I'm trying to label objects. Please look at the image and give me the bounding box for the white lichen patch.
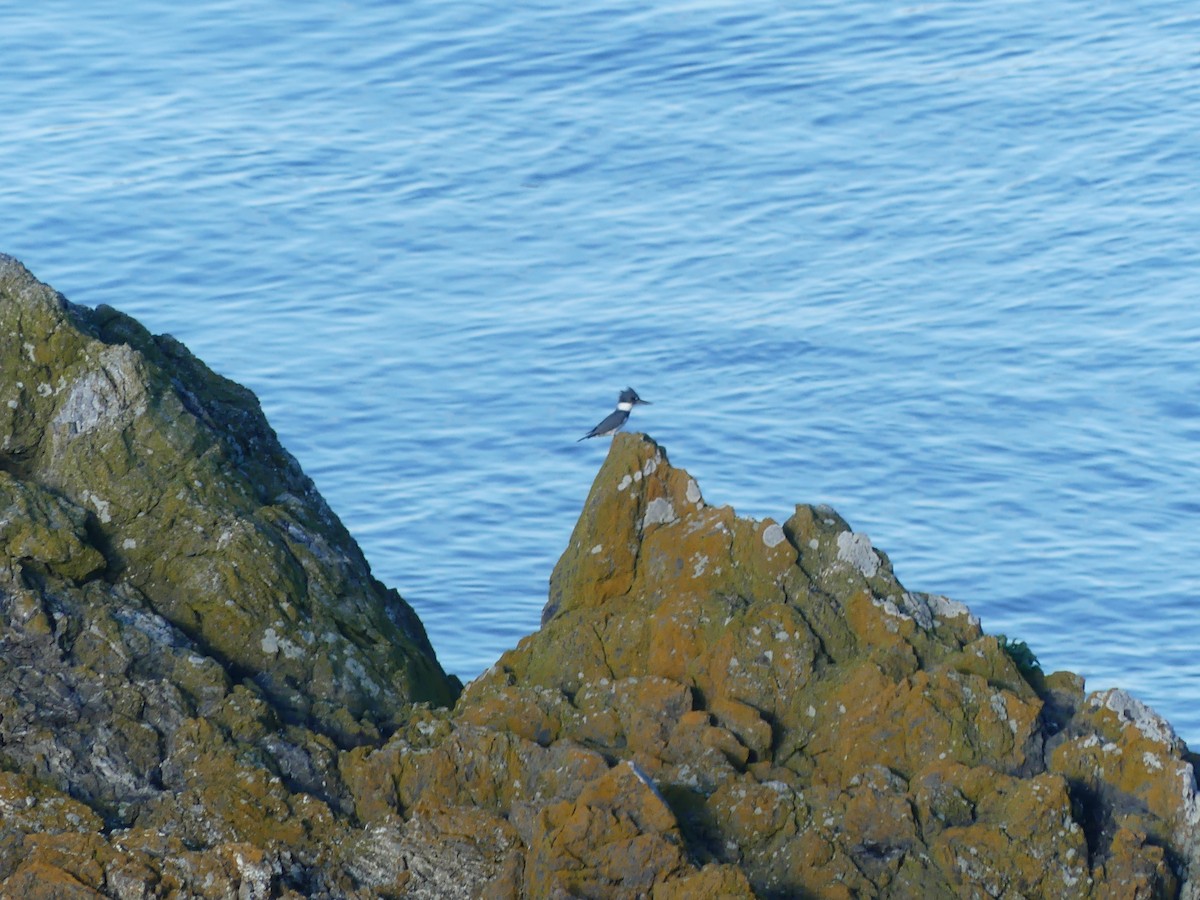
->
[871,595,911,632]
[642,456,659,477]
[692,554,709,577]
[617,474,633,492]
[345,656,375,694]
[590,544,603,555]
[233,851,274,899]
[686,478,703,505]
[52,345,147,437]
[836,530,879,578]
[642,497,677,528]
[881,591,977,633]
[925,593,979,627]
[261,626,304,660]
[1143,751,1164,771]
[121,538,136,550]
[1090,689,1180,748]
[81,491,112,524]
[116,607,181,648]
[762,522,787,548]
[1179,760,1200,829]
[989,693,1018,733]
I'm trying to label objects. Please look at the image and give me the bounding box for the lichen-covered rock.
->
[0,254,457,746]
[449,432,1200,898]
[4,255,1198,897]
[0,256,458,896]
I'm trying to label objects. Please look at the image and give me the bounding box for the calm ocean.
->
[4,1,1199,740]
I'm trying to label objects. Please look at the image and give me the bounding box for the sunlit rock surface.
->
[431,433,1200,898]
[2,255,1197,897]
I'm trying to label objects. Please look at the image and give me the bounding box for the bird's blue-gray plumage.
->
[578,387,650,441]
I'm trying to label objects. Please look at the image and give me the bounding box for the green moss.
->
[996,634,1043,682]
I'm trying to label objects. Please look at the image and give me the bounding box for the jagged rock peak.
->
[446,431,1200,897]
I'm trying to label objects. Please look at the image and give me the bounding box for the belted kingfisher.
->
[578,387,651,441]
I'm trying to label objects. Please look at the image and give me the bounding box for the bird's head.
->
[619,387,650,408]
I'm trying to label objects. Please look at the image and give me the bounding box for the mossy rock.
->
[1,254,458,745]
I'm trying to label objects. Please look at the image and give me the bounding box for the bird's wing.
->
[578,409,622,440]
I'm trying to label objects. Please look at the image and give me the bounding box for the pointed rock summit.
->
[449,432,1200,897]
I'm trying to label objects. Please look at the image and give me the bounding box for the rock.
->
[0,256,458,896]
[523,761,689,896]
[3,255,1198,897]
[450,432,1200,898]
[0,254,458,747]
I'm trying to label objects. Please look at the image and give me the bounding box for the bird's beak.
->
[637,399,651,405]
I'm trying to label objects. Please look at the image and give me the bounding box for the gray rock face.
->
[0,254,458,750]
[0,255,463,896]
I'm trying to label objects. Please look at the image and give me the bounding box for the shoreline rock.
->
[1,255,1197,897]
[1,255,459,746]
[440,431,1200,897]
[0,255,458,895]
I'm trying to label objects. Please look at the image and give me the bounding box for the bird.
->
[578,387,651,441]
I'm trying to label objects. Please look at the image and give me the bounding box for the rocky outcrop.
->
[0,256,458,896]
[0,256,457,738]
[357,432,1198,898]
[2,255,1198,897]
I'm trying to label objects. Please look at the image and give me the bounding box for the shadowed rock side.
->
[0,256,457,741]
[343,433,1199,899]
[0,257,460,895]
[3,256,1199,898]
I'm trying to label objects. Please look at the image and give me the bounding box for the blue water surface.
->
[4,1,1200,740]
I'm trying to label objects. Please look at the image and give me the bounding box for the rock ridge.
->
[1,254,457,745]
[0,255,463,895]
